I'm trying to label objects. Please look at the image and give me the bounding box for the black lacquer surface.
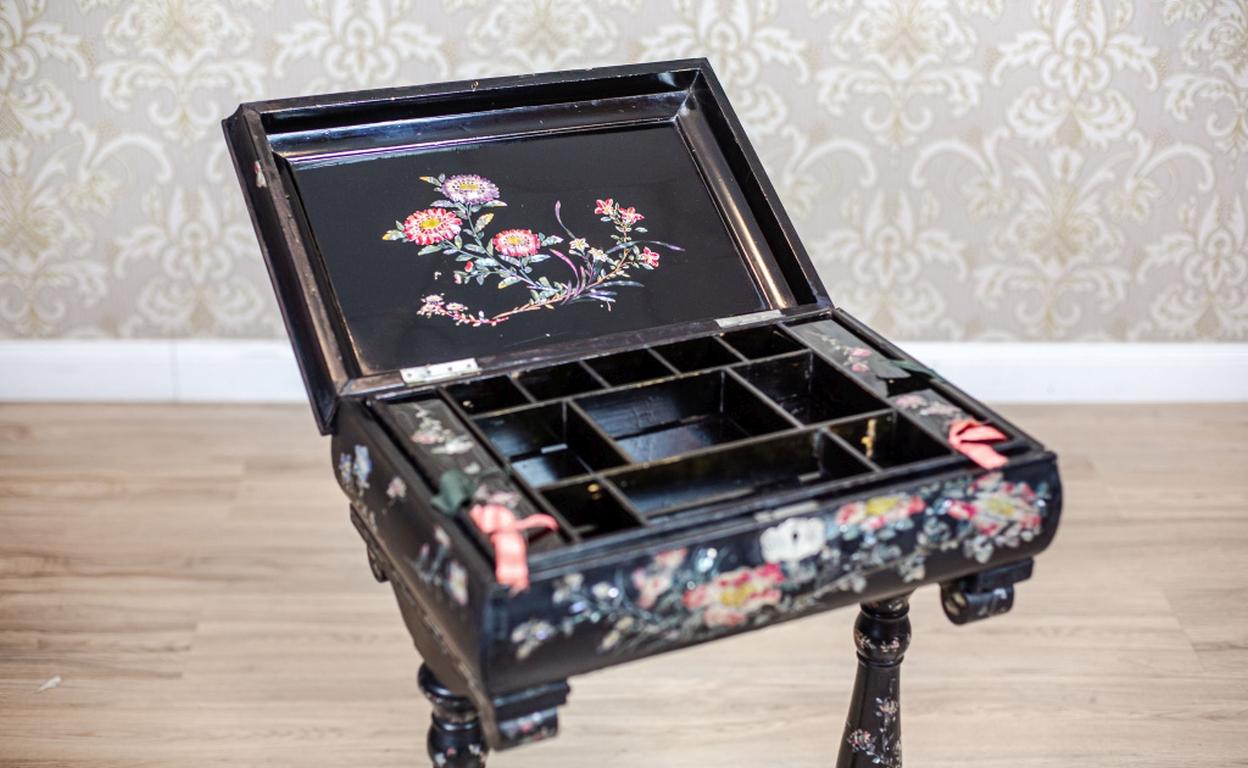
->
[290,126,767,373]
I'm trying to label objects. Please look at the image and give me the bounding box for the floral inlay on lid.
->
[383,174,681,327]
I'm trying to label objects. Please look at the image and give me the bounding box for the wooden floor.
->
[1,403,1246,767]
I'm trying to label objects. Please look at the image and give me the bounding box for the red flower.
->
[492,228,541,258]
[638,247,660,268]
[618,206,644,225]
[464,261,474,271]
[402,208,462,245]
[594,198,614,215]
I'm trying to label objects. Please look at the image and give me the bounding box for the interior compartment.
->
[541,480,644,539]
[516,362,603,401]
[610,429,874,516]
[654,337,742,372]
[444,376,530,414]
[475,402,626,486]
[720,326,804,359]
[825,412,951,468]
[587,349,675,386]
[737,352,889,424]
[577,371,794,463]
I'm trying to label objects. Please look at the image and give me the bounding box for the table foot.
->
[420,664,488,768]
[836,594,910,768]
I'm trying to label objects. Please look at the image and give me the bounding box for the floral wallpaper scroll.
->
[2,0,1245,341]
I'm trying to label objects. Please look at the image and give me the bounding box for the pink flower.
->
[618,206,644,225]
[464,261,474,271]
[851,362,870,372]
[439,174,499,205]
[653,548,687,570]
[594,198,614,215]
[849,347,872,358]
[836,495,926,530]
[946,500,976,521]
[402,208,462,245]
[681,564,785,628]
[639,247,660,268]
[632,569,673,610]
[492,228,541,258]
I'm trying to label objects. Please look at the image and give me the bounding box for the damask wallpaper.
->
[1,0,1245,341]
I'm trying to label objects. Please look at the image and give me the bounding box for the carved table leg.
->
[836,594,911,768]
[419,664,487,768]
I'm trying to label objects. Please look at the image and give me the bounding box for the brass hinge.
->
[400,358,480,386]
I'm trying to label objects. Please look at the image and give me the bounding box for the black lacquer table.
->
[224,60,1062,767]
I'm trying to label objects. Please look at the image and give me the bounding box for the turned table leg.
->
[836,594,911,768]
[419,664,488,768]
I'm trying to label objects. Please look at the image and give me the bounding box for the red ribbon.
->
[469,503,559,593]
[948,419,1008,470]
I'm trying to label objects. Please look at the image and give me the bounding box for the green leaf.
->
[543,234,563,245]
[498,276,521,289]
[382,230,404,241]
[418,244,441,255]
[454,235,463,249]
[430,200,455,208]
[483,200,507,207]
[431,469,477,515]
[420,176,440,186]
[475,212,494,230]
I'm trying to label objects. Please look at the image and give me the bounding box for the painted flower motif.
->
[589,248,609,263]
[760,518,826,564]
[352,445,372,491]
[633,565,675,610]
[681,563,784,628]
[594,198,614,215]
[835,495,926,532]
[568,237,588,252]
[439,174,499,205]
[618,206,644,225]
[398,208,462,245]
[847,729,876,752]
[969,486,1043,536]
[386,476,407,501]
[447,561,469,606]
[338,453,353,487]
[511,619,556,660]
[638,247,660,269]
[492,228,541,258]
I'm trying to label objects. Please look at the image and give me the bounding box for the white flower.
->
[761,518,826,564]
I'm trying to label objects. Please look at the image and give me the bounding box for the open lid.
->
[223,60,831,433]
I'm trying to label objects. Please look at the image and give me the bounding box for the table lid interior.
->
[225,60,830,433]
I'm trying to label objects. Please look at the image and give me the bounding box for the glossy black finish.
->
[838,596,910,768]
[223,61,1064,765]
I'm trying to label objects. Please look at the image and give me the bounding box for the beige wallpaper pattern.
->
[2,0,1246,341]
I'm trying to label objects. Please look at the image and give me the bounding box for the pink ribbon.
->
[469,503,559,593]
[948,419,1008,470]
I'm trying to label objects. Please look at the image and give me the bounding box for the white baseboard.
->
[0,340,1245,403]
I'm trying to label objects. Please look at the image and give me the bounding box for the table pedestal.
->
[836,594,911,768]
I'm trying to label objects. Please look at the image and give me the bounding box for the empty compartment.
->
[542,481,644,539]
[720,326,803,359]
[825,412,951,468]
[444,376,530,414]
[474,402,625,486]
[654,337,742,372]
[611,430,874,516]
[587,349,674,385]
[516,362,603,401]
[578,371,793,462]
[738,352,889,424]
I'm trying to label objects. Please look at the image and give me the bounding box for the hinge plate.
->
[400,358,481,386]
[716,309,783,329]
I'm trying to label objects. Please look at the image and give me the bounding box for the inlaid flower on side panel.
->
[639,0,808,137]
[274,0,449,90]
[992,0,1159,147]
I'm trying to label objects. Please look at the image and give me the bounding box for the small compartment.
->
[516,362,603,401]
[738,353,889,424]
[788,318,919,396]
[587,349,675,386]
[578,371,793,463]
[444,376,530,414]
[825,412,951,468]
[720,326,803,359]
[542,481,644,539]
[611,430,873,516]
[475,403,626,486]
[654,337,742,372]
